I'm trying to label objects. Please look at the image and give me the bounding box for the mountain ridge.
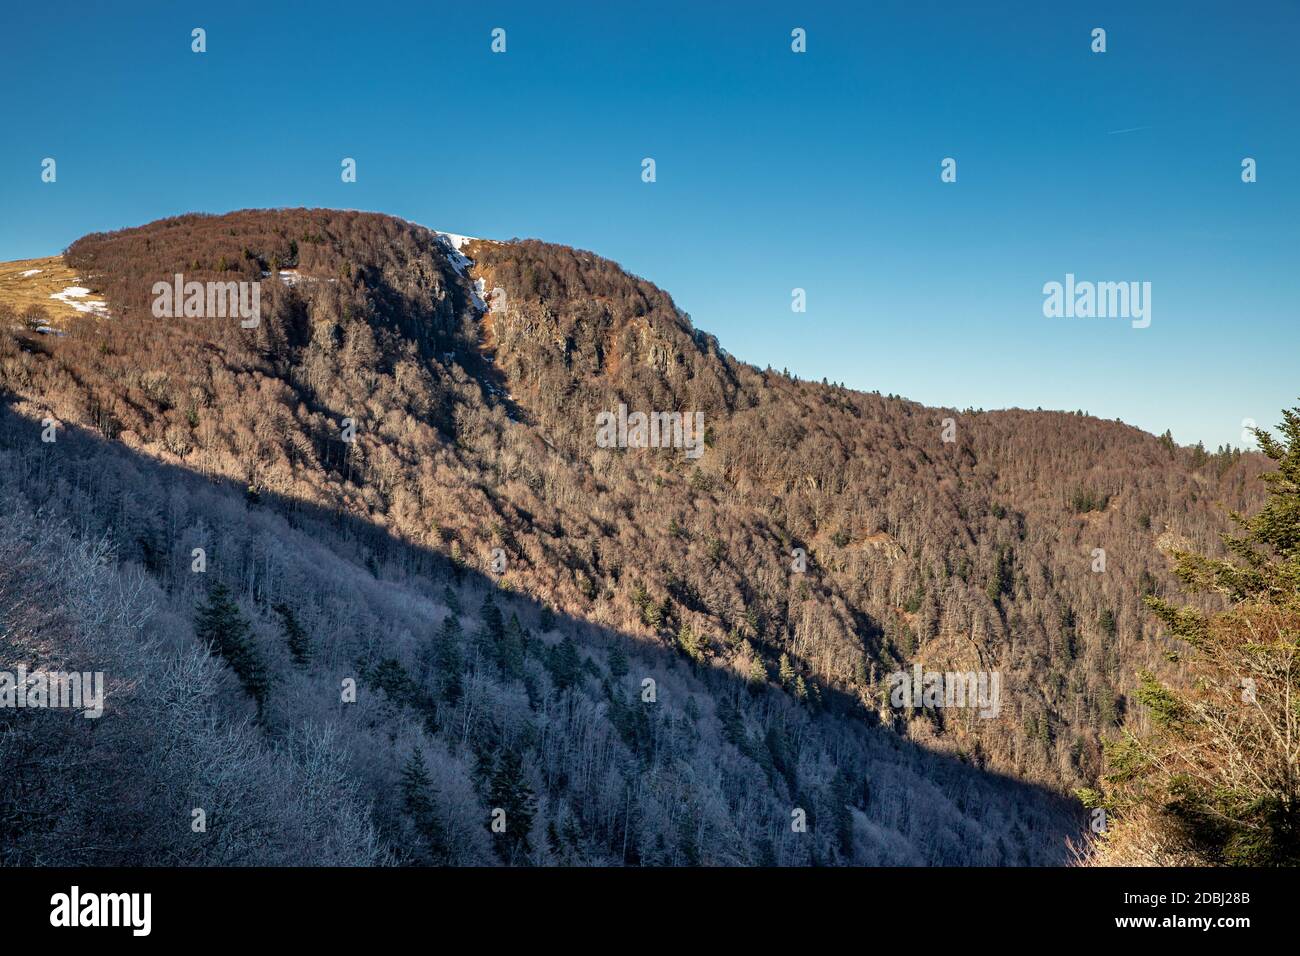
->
[0,207,1271,865]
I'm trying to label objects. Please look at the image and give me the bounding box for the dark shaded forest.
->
[0,397,1075,865]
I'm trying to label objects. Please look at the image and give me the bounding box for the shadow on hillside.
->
[0,390,1086,865]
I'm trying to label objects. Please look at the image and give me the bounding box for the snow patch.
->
[439,233,477,251]
[49,286,110,316]
[405,220,504,311]
[260,269,334,287]
[409,222,498,274]
[19,269,42,277]
[432,233,475,277]
[471,277,488,311]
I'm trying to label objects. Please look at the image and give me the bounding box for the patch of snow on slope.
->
[432,233,475,277]
[49,286,110,316]
[260,269,335,287]
[439,233,476,251]
[19,269,42,277]
[405,221,504,311]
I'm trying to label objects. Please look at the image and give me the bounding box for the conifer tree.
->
[1085,405,1300,866]
[546,820,565,861]
[195,582,269,719]
[488,749,536,864]
[479,594,505,654]
[272,602,311,666]
[436,614,464,705]
[545,637,583,692]
[369,657,422,711]
[676,622,708,663]
[608,642,629,680]
[1098,608,1117,639]
[778,653,796,686]
[499,613,526,681]
[401,749,447,864]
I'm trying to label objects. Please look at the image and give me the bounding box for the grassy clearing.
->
[0,255,106,326]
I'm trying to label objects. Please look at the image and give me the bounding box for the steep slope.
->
[453,232,1268,791]
[0,352,1072,867]
[0,208,1269,865]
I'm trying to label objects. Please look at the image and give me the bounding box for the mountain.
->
[0,208,1266,865]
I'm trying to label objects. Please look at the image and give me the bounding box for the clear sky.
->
[2,0,1296,448]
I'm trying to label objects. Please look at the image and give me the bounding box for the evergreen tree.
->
[778,653,796,686]
[479,594,505,656]
[436,614,464,706]
[1098,608,1117,639]
[607,642,629,680]
[272,602,311,666]
[546,820,565,861]
[194,582,269,719]
[401,749,447,864]
[1060,605,1079,659]
[986,544,1014,602]
[369,657,422,711]
[1086,405,1300,866]
[499,613,526,681]
[488,749,536,864]
[676,622,708,663]
[545,637,583,692]
[765,725,797,796]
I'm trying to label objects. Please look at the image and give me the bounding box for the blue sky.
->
[3,0,1296,448]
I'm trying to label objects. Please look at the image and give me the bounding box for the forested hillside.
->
[0,208,1268,865]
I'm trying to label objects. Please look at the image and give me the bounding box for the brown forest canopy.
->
[0,208,1272,865]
